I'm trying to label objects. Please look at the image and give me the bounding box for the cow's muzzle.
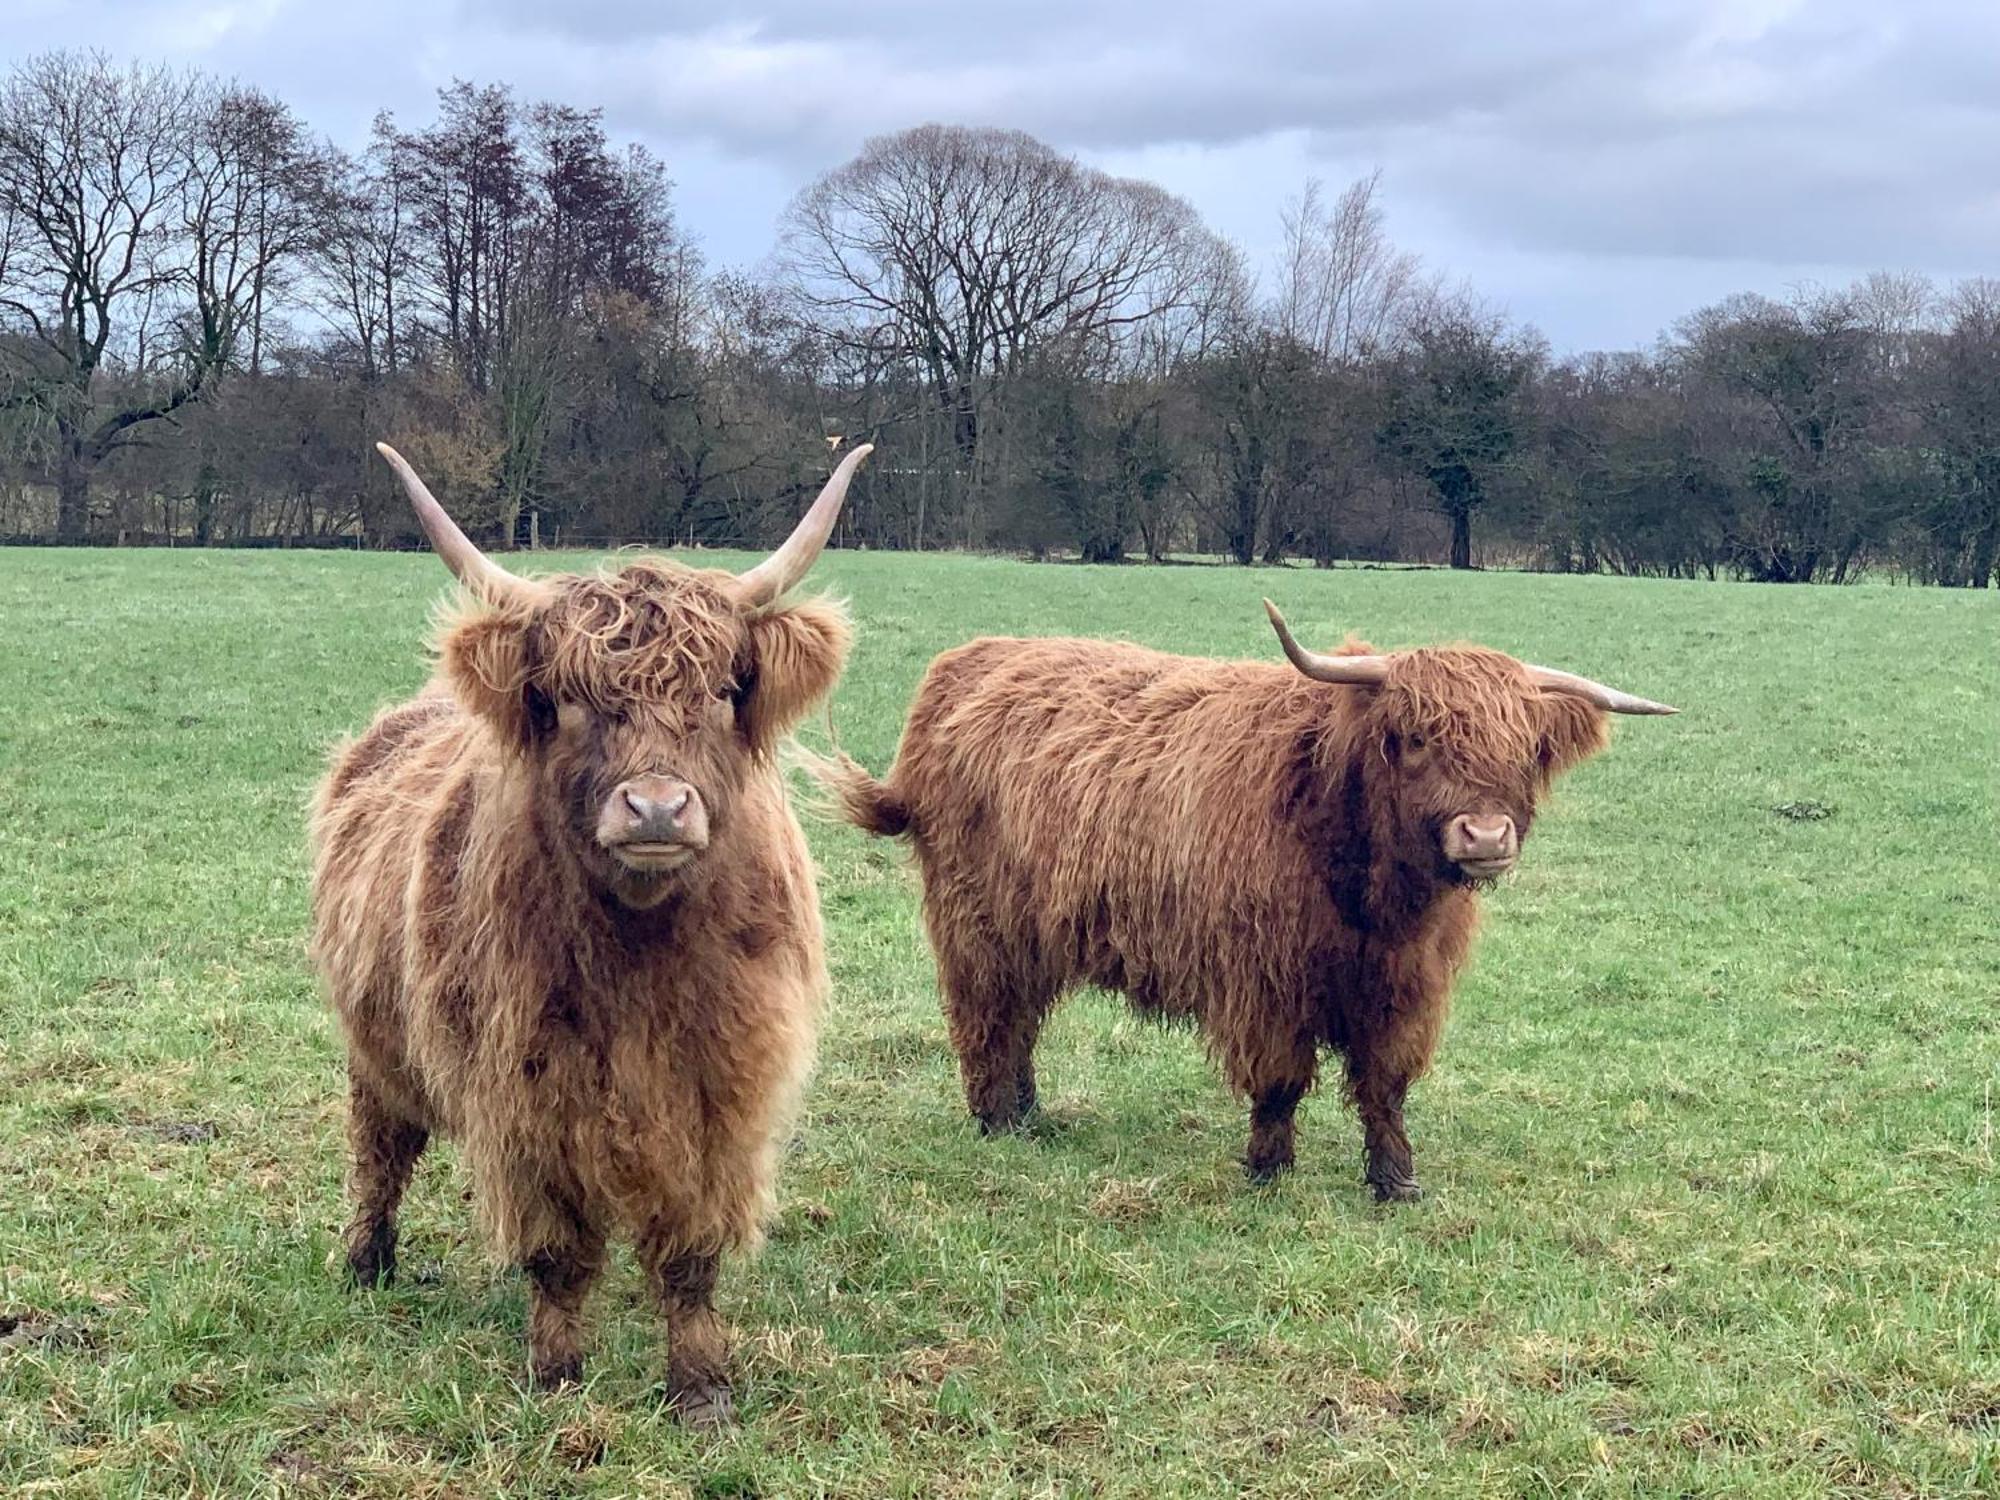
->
[1443,813,1518,878]
[599,775,709,871]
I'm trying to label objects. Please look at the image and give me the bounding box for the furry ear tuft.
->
[440,610,537,744]
[1538,693,1610,784]
[738,598,853,756]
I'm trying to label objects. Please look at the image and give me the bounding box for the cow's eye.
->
[525,685,559,738]
[1407,733,1427,751]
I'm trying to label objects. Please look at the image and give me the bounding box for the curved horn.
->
[736,443,874,609]
[1263,599,1392,686]
[375,442,539,608]
[1522,664,1677,716]
[1265,599,1675,714]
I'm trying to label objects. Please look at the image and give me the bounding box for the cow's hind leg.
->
[343,1073,429,1288]
[639,1237,733,1427]
[524,1225,607,1390]
[937,936,1055,1135]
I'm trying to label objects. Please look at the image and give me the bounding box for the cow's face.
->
[441,563,849,908]
[1363,648,1608,885]
[375,439,870,910]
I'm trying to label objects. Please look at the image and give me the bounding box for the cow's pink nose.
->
[622,783,690,827]
[609,776,705,848]
[1445,813,1517,864]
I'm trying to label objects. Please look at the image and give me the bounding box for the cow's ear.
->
[737,598,852,755]
[1538,693,1609,782]
[440,609,539,745]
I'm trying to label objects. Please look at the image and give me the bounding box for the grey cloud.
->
[0,0,1990,350]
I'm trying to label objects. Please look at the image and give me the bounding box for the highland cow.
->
[311,441,871,1419]
[811,601,1672,1200]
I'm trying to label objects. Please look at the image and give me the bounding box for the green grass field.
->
[1,548,1996,1498]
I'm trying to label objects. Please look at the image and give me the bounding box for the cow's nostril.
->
[664,790,691,821]
[623,787,649,819]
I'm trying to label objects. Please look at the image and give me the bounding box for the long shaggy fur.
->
[311,558,850,1399]
[815,631,1610,1196]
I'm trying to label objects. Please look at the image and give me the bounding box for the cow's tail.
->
[790,747,912,838]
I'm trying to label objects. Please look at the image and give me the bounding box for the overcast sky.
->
[6,0,1993,352]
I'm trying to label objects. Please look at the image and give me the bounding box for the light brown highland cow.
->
[813,602,1672,1200]
[311,441,870,1420]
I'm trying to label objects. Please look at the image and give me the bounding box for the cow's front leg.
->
[343,1073,430,1288]
[1347,995,1445,1202]
[524,1227,606,1390]
[1354,1069,1420,1202]
[1233,1038,1317,1183]
[640,1238,733,1427]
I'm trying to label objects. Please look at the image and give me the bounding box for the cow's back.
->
[889,638,1336,1024]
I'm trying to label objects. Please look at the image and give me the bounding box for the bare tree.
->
[778,124,1227,526]
[1275,171,1421,365]
[314,117,415,380]
[179,81,332,541]
[1912,279,2000,586]
[1677,287,1883,582]
[402,81,525,393]
[0,53,197,539]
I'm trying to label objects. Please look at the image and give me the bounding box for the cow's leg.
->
[524,1225,606,1390]
[933,922,1054,1135]
[1246,1079,1308,1183]
[1352,1064,1420,1202]
[1231,1038,1317,1183]
[947,975,1054,1135]
[343,1073,429,1288]
[1346,1004,1443,1203]
[638,1236,732,1427]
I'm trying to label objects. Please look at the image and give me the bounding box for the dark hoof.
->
[975,1110,1028,1137]
[531,1356,584,1392]
[1244,1153,1294,1185]
[346,1226,397,1288]
[1370,1177,1423,1204]
[670,1380,735,1429]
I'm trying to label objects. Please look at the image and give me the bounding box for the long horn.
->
[1263,599,1392,686]
[375,442,540,608]
[1522,664,1677,716]
[1263,598,1676,715]
[736,443,874,609]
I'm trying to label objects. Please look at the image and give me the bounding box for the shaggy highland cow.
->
[812,602,1672,1199]
[312,441,871,1420]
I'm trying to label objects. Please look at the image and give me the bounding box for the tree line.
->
[2,52,1995,584]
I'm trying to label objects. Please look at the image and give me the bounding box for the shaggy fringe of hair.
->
[430,559,747,711]
[1380,647,1543,767]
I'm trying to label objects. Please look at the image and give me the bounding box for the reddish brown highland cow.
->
[311,441,871,1420]
[813,603,1672,1200]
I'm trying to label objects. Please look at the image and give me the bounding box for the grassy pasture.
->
[0,547,1996,1498]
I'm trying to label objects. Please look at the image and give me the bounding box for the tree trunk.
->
[55,446,92,543]
[1970,514,1999,588]
[1081,535,1124,564]
[1448,506,1472,569]
[1227,483,1257,564]
[194,463,223,547]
